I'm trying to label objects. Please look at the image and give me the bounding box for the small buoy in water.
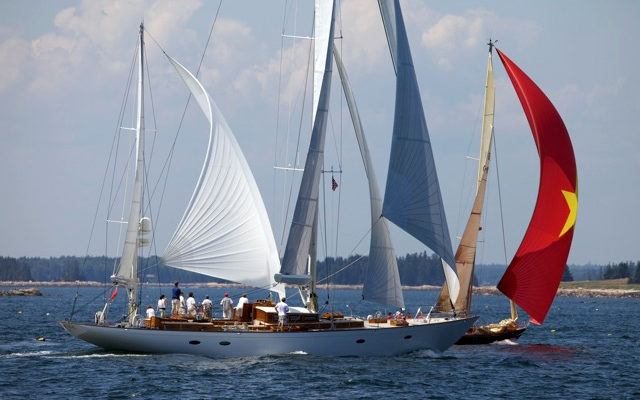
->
[18,310,23,314]
[607,333,612,336]
[550,329,556,333]
[37,337,45,342]
[46,312,50,316]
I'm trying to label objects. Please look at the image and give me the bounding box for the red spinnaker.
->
[496,48,578,325]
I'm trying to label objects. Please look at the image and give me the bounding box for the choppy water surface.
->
[0,286,638,399]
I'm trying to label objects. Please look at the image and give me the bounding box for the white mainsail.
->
[378,0,460,304]
[279,0,336,280]
[334,48,404,309]
[162,54,284,297]
[112,28,145,287]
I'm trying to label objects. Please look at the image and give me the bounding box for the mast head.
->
[487,38,497,54]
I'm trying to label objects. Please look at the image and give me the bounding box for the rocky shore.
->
[1,281,638,298]
[472,286,640,299]
[0,287,43,296]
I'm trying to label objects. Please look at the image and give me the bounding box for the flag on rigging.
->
[331,176,338,191]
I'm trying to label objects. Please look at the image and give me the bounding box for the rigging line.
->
[278,18,314,250]
[321,168,329,276]
[142,43,158,194]
[137,44,165,282]
[330,117,343,261]
[273,0,289,254]
[278,1,305,249]
[492,131,509,266]
[69,285,118,319]
[141,1,224,258]
[103,37,139,282]
[454,87,485,245]
[317,254,366,284]
[143,0,223,198]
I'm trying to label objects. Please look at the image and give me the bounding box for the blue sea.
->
[0,285,638,399]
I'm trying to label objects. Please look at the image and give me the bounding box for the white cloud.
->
[419,9,540,70]
[337,0,389,72]
[0,35,30,91]
[8,0,204,94]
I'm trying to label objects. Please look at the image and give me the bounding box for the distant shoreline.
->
[1,281,639,298]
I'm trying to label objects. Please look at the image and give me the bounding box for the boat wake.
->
[495,339,519,346]
[2,350,52,358]
[49,352,152,360]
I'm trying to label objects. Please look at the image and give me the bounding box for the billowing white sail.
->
[162,54,284,297]
[378,0,460,304]
[279,0,335,279]
[334,48,404,309]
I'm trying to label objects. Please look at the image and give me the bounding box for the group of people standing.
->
[144,282,251,321]
[144,282,291,331]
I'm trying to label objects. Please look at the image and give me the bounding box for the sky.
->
[0,0,638,266]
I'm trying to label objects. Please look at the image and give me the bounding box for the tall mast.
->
[112,23,145,325]
[127,22,145,324]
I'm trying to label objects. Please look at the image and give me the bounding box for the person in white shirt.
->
[235,293,249,319]
[186,292,197,317]
[156,294,167,318]
[145,305,155,320]
[201,296,213,319]
[275,298,289,332]
[220,293,233,319]
[178,291,186,316]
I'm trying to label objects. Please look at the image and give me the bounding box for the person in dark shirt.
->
[171,281,180,316]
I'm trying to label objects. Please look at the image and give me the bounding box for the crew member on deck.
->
[275,297,289,332]
[186,292,197,317]
[201,295,213,319]
[178,291,186,316]
[236,293,249,319]
[220,293,233,319]
[171,282,180,316]
[145,305,155,320]
[157,294,167,318]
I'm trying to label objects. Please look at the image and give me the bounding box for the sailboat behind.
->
[438,43,577,344]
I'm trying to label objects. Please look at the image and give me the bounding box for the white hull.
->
[60,316,476,358]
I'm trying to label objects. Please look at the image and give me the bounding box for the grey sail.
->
[279,0,336,279]
[378,0,459,303]
[334,48,404,309]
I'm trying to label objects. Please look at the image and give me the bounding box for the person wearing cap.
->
[171,281,180,316]
[275,297,289,332]
[220,292,233,319]
[235,293,249,320]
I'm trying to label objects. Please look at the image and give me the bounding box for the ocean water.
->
[0,285,638,399]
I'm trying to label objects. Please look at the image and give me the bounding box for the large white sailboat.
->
[61,0,476,358]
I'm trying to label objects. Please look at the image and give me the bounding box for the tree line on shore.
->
[0,254,639,286]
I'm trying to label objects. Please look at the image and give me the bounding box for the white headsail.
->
[162,54,284,297]
[378,0,460,304]
[334,48,404,309]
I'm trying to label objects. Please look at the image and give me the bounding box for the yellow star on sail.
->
[559,190,578,237]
